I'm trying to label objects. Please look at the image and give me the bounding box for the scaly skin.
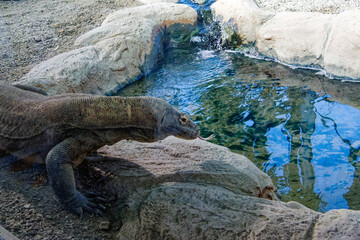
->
[0,83,200,217]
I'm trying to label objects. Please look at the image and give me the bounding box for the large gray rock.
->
[256,12,332,66]
[117,184,317,240]
[91,137,360,239]
[322,10,360,79]
[210,0,273,44]
[313,210,360,240]
[97,136,279,200]
[17,3,197,95]
[211,0,360,80]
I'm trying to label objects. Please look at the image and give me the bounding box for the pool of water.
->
[117,47,360,212]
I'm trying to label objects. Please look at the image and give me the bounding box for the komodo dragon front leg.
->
[46,132,106,217]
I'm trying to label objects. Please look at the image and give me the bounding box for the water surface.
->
[118,48,360,212]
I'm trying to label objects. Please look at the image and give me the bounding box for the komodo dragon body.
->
[0,83,200,216]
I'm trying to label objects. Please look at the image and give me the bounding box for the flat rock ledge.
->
[89,137,360,239]
[211,0,360,80]
[16,2,197,95]
[89,137,360,240]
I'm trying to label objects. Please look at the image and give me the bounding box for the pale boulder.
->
[117,184,318,239]
[256,12,332,66]
[313,209,360,240]
[17,3,197,95]
[97,136,279,200]
[211,0,273,44]
[211,0,360,79]
[323,10,360,79]
[99,2,196,27]
[92,136,360,239]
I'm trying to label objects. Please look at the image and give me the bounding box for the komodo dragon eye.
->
[179,114,190,126]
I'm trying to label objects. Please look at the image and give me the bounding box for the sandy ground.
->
[256,0,360,14]
[0,0,141,83]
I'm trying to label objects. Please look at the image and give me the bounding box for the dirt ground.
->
[0,0,141,83]
[0,0,142,239]
[0,155,125,240]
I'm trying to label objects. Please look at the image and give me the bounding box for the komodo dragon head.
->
[154,105,201,140]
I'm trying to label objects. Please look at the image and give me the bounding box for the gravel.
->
[0,0,141,83]
[0,156,121,239]
[255,0,360,14]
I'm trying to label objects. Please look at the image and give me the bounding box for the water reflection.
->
[117,49,360,212]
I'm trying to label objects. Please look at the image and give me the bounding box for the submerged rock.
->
[17,3,197,95]
[211,0,360,80]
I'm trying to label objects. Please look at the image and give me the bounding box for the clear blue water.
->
[118,47,360,212]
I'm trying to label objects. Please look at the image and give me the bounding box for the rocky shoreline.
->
[16,2,198,95]
[212,0,360,80]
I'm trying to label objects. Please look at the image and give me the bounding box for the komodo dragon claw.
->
[64,191,106,218]
[84,191,107,202]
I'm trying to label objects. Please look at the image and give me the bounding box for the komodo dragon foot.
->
[62,191,106,218]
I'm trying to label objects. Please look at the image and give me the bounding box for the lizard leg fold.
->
[46,133,106,217]
[12,83,48,96]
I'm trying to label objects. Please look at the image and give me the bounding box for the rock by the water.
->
[92,137,360,239]
[313,210,360,240]
[97,136,279,200]
[17,3,197,95]
[211,0,360,80]
[117,184,317,239]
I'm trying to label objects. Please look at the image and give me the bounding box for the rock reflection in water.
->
[117,49,360,212]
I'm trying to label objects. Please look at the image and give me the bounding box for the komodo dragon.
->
[0,83,205,217]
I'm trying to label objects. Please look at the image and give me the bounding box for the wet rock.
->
[211,0,360,80]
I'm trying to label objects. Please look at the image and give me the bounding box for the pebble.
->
[99,221,111,231]
[24,204,31,209]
